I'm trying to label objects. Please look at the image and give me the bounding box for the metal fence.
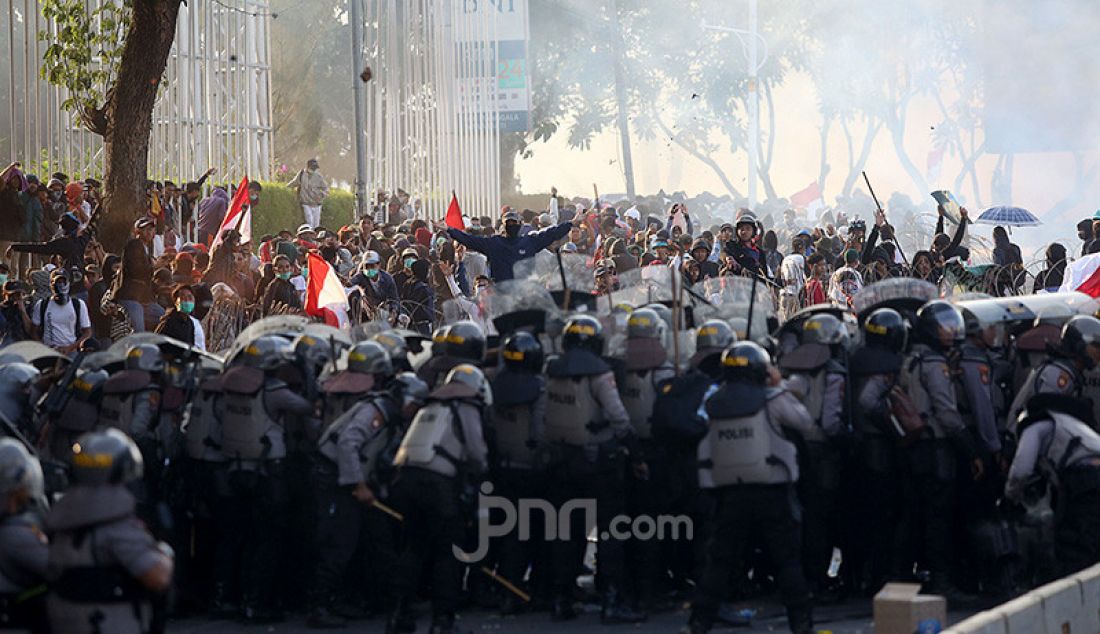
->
[1,0,273,181]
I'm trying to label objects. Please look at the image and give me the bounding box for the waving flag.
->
[445,191,464,230]
[790,181,825,215]
[211,176,251,248]
[1059,253,1100,297]
[305,252,348,317]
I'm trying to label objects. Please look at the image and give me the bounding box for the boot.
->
[307,605,347,629]
[210,582,238,619]
[787,604,814,634]
[550,597,577,621]
[600,586,647,624]
[385,599,417,634]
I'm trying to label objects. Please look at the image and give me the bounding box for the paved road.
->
[169,599,974,633]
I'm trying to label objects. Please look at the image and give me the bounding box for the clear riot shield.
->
[688,274,777,346]
[852,278,939,320]
[223,314,312,366]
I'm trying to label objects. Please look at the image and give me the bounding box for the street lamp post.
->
[350,0,368,219]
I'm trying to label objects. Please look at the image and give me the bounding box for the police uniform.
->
[46,370,105,465]
[389,383,488,632]
[1006,358,1079,435]
[895,342,974,591]
[691,384,815,633]
[486,368,547,609]
[0,511,48,631]
[1006,398,1100,575]
[46,486,168,634]
[310,394,401,620]
[543,348,639,618]
[97,369,163,523]
[218,364,315,620]
[786,356,847,593]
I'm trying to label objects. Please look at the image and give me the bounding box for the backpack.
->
[38,296,84,340]
[650,369,712,446]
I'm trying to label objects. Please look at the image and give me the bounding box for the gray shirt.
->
[957,345,1002,453]
[1006,360,1078,435]
[0,513,47,594]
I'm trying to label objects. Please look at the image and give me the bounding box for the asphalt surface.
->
[168,599,975,633]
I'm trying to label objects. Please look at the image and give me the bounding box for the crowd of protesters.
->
[0,158,1076,355]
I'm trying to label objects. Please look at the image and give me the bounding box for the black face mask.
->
[52,281,69,303]
[504,223,520,238]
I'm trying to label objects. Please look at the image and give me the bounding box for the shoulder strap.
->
[71,297,83,338]
[38,299,46,330]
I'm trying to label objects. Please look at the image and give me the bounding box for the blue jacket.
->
[350,269,400,308]
[447,222,573,282]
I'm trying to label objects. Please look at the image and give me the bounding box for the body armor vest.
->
[184,380,225,462]
[396,401,460,467]
[221,380,286,461]
[1043,412,1100,474]
[319,398,394,483]
[544,376,602,446]
[900,348,942,438]
[620,369,659,439]
[698,386,799,488]
[490,403,535,467]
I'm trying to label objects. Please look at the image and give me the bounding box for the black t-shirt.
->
[0,302,30,343]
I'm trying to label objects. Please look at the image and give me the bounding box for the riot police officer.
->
[896,301,981,601]
[1007,391,1100,575]
[388,364,490,634]
[543,314,645,623]
[309,341,396,628]
[97,343,166,526]
[956,311,1004,457]
[0,439,47,632]
[687,342,815,634]
[486,331,547,614]
[372,330,414,373]
[785,313,849,597]
[850,308,908,592]
[1007,315,1100,434]
[619,308,676,610]
[45,428,174,633]
[218,335,316,622]
[0,363,40,440]
[418,321,485,387]
[44,366,107,464]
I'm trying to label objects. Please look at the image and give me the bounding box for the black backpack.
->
[650,369,712,447]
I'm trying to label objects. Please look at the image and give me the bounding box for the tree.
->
[39,0,183,249]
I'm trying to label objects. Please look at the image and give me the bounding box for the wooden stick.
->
[372,500,404,522]
[481,566,531,603]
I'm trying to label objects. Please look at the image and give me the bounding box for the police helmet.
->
[241,335,292,371]
[71,369,109,402]
[430,325,452,358]
[443,364,493,406]
[0,364,39,425]
[644,303,674,333]
[447,321,486,363]
[372,331,409,364]
[393,372,429,410]
[720,341,771,385]
[863,308,908,353]
[501,331,544,373]
[0,438,43,502]
[125,343,164,373]
[294,334,334,367]
[915,300,965,349]
[802,313,849,348]
[627,308,665,341]
[1060,315,1100,366]
[71,428,144,486]
[561,314,604,356]
[347,340,393,377]
[696,320,736,350]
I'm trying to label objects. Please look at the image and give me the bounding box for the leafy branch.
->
[38,0,132,136]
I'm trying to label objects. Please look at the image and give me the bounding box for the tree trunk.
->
[99,0,183,251]
[818,115,832,191]
[757,82,778,201]
[656,119,742,199]
[841,120,880,197]
[500,133,525,197]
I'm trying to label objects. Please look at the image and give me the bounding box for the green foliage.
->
[38,0,131,133]
[251,182,355,238]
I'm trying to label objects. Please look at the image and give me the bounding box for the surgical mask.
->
[301,266,308,278]
[435,237,447,248]
[0,274,8,286]
[249,194,259,203]
[504,223,520,238]
[277,271,292,280]
[177,300,195,314]
[365,268,379,279]
[404,257,416,269]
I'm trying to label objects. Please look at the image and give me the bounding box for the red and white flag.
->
[211,176,251,248]
[1059,253,1100,297]
[305,252,348,317]
[790,181,825,215]
[445,191,464,230]
[926,146,945,184]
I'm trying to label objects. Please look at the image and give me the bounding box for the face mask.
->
[277,271,292,280]
[301,266,308,278]
[435,237,447,248]
[0,274,8,286]
[365,268,379,279]
[505,224,520,238]
[53,281,69,301]
[404,258,416,269]
[178,300,195,314]
[249,194,259,203]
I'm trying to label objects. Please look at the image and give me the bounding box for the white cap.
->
[624,207,641,221]
[362,250,380,265]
